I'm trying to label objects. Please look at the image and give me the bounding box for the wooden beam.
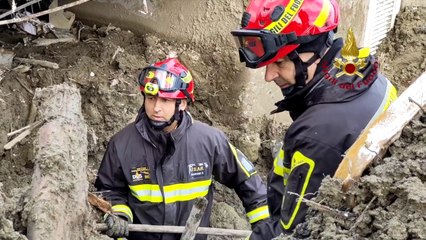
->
[180,197,208,240]
[26,84,88,239]
[334,72,426,191]
[96,223,252,237]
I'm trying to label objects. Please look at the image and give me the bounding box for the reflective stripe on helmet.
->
[265,0,304,34]
[314,0,331,27]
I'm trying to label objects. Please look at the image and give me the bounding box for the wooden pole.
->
[334,72,426,191]
[181,197,208,240]
[25,84,88,239]
[88,193,251,238]
[96,223,252,237]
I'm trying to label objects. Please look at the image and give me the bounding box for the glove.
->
[104,214,129,238]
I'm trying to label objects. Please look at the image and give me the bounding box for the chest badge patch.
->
[131,166,150,182]
[188,162,208,179]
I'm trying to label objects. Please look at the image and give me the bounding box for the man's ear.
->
[179,100,188,110]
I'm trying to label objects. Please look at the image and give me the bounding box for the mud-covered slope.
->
[378,6,426,90]
[0,22,279,239]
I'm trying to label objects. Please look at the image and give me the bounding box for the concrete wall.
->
[402,0,426,7]
[336,0,369,47]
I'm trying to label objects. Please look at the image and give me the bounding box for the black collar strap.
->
[284,32,334,96]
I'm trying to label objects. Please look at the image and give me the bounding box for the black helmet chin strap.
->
[282,32,334,97]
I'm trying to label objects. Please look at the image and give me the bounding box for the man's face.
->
[264,52,316,89]
[144,95,186,122]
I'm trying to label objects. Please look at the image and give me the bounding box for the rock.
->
[209,201,250,240]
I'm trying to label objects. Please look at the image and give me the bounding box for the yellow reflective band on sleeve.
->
[273,149,285,177]
[383,84,398,112]
[129,184,163,203]
[229,143,255,177]
[273,149,291,185]
[247,205,270,224]
[130,179,212,204]
[111,204,133,222]
[365,80,398,127]
[163,179,212,204]
[281,151,315,230]
[265,0,304,34]
[313,0,331,27]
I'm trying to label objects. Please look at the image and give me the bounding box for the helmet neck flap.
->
[283,31,334,97]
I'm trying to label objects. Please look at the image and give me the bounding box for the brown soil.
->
[0,4,424,240]
[377,6,426,90]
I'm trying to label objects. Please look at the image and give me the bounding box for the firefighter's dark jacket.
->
[249,38,398,239]
[95,110,269,240]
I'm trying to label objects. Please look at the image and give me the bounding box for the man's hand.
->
[104,214,129,238]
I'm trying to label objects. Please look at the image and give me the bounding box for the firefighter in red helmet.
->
[232,0,397,239]
[95,56,270,240]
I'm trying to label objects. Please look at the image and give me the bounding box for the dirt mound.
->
[378,6,426,90]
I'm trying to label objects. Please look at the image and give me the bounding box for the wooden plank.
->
[87,192,112,214]
[180,197,208,240]
[89,190,251,237]
[96,223,252,237]
[334,72,426,191]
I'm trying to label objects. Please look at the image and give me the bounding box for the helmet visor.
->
[233,35,266,60]
[231,29,298,67]
[139,67,184,92]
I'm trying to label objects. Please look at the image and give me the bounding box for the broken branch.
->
[4,119,45,150]
[288,192,356,220]
[7,119,41,137]
[87,192,112,214]
[349,196,377,232]
[14,57,59,69]
[16,77,34,95]
[32,37,77,47]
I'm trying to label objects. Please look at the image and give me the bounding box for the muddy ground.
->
[0,5,425,240]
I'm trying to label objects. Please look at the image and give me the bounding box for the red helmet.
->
[138,57,195,102]
[231,0,340,68]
